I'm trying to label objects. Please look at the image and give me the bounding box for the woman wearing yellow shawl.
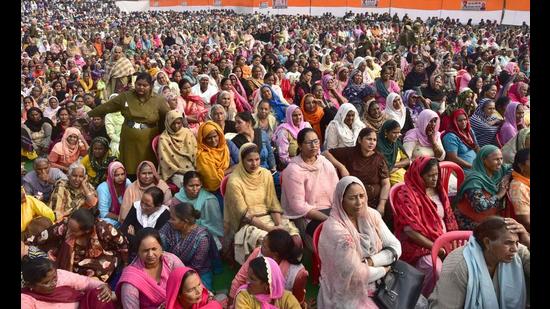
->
[157,110,197,187]
[196,121,230,193]
[21,187,55,238]
[223,143,300,264]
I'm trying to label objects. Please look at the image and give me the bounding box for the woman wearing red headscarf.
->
[442,109,480,171]
[507,82,529,106]
[393,157,458,297]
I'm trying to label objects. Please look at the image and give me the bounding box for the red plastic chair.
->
[151,135,160,160]
[389,183,405,218]
[431,230,473,282]
[311,222,324,285]
[219,175,230,197]
[439,161,465,195]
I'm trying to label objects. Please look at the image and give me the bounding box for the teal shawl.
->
[174,188,217,215]
[174,187,221,239]
[456,145,510,201]
[376,119,406,171]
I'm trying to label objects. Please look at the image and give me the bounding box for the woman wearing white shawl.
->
[153,71,179,95]
[317,176,401,308]
[191,74,219,106]
[320,53,333,72]
[353,57,374,84]
[43,96,61,125]
[383,92,407,129]
[353,57,365,71]
[324,103,366,150]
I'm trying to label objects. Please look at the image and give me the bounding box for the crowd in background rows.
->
[20,0,530,308]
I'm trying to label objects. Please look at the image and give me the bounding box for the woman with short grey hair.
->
[50,161,98,221]
[209,104,237,136]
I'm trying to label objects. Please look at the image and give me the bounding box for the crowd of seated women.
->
[21,4,530,307]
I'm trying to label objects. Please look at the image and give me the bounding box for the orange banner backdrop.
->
[391,0,442,10]
[505,0,529,11]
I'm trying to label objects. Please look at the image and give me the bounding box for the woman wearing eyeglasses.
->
[281,128,339,250]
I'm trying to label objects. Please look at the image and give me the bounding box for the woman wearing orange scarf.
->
[196,121,230,193]
[300,94,325,143]
[508,148,530,232]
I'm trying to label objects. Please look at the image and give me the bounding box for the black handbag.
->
[374,247,425,309]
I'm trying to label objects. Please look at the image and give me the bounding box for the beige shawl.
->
[157,110,197,181]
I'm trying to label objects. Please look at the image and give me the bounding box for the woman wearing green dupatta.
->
[377,120,410,186]
[169,171,223,250]
[454,145,512,230]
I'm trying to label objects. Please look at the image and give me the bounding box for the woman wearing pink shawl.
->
[281,128,339,249]
[165,267,222,309]
[504,61,521,75]
[272,105,312,167]
[211,75,252,112]
[180,80,209,132]
[403,109,446,162]
[335,66,349,94]
[321,74,346,109]
[116,228,184,309]
[152,34,163,49]
[498,102,526,145]
[496,62,521,100]
[234,256,301,309]
[507,82,529,106]
[74,54,86,69]
[403,110,457,194]
[229,73,251,107]
[317,176,401,308]
[48,127,89,173]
